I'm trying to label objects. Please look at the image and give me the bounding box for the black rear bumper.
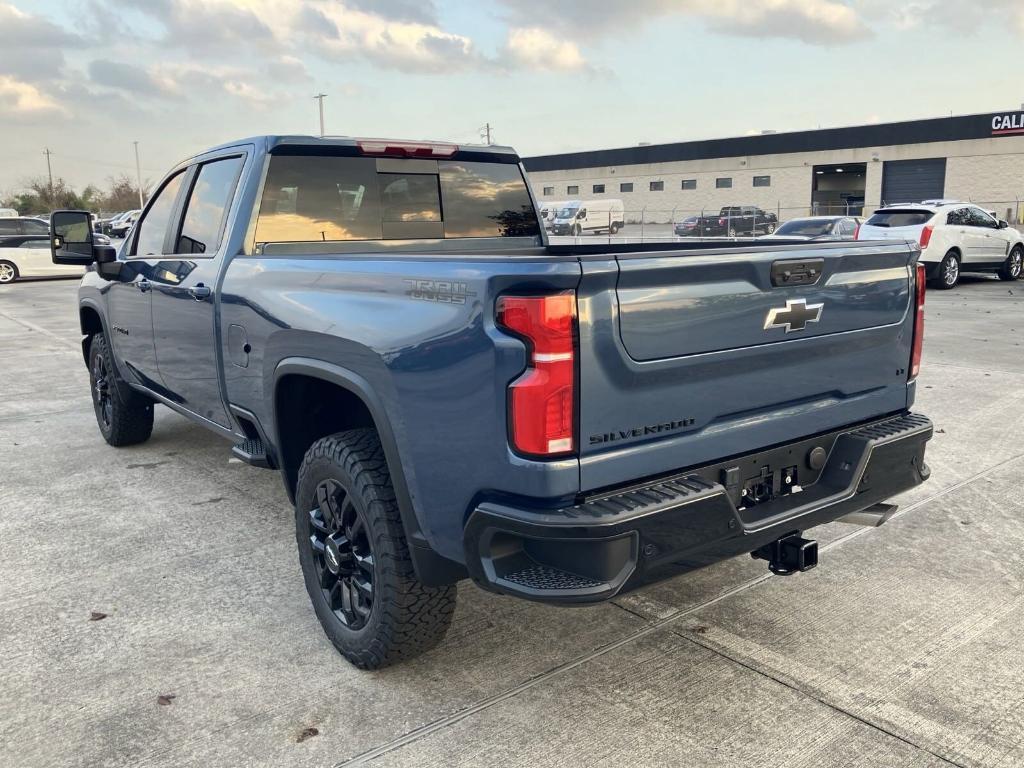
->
[464,412,932,603]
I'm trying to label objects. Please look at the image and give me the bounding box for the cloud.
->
[0,75,66,116]
[703,0,869,44]
[854,0,1024,34]
[0,2,79,46]
[0,2,82,80]
[266,55,311,83]
[300,2,482,73]
[88,59,179,98]
[498,0,869,45]
[112,0,279,53]
[501,28,589,71]
[345,0,439,25]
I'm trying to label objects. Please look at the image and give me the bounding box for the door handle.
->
[187,284,212,301]
[137,279,151,293]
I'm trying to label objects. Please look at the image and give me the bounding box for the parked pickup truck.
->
[683,205,779,237]
[50,136,932,669]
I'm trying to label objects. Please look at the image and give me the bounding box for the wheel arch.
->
[79,301,106,364]
[272,357,466,586]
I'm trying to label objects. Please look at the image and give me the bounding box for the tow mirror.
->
[51,210,117,266]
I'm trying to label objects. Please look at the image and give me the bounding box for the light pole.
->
[133,141,144,208]
[314,93,327,137]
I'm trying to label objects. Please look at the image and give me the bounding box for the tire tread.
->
[89,333,154,446]
[296,429,455,669]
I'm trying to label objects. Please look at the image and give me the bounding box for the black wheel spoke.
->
[308,478,376,630]
[308,509,329,534]
[354,551,374,573]
[328,579,343,611]
[353,575,373,599]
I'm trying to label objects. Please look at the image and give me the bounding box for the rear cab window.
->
[254,153,541,246]
[864,210,935,227]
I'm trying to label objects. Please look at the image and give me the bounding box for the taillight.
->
[910,262,926,380]
[356,139,458,157]
[496,293,577,457]
[853,223,861,240]
[718,217,726,226]
[919,225,934,249]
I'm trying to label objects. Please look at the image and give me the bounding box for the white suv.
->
[857,201,1023,288]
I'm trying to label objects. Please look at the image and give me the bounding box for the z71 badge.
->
[403,279,477,305]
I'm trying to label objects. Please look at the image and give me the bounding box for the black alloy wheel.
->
[91,347,114,430]
[308,478,375,630]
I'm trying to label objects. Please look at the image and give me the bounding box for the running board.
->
[231,437,272,469]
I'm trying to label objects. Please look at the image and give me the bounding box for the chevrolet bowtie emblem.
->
[764,298,823,333]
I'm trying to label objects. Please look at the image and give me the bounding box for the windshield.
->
[556,206,579,218]
[775,219,833,237]
[866,210,934,228]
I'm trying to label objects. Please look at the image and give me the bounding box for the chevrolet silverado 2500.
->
[49,136,932,668]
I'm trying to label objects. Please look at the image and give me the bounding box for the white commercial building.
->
[523,111,1024,224]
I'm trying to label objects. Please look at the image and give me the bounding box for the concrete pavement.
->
[0,273,1021,768]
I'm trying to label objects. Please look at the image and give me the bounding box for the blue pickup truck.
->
[50,136,932,668]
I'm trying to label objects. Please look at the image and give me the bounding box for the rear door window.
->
[946,208,969,226]
[255,154,540,243]
[865,210,934,227]
[175,156,244,254]
[22,219,48,235]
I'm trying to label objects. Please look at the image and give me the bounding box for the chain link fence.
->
[543,200,1024,242]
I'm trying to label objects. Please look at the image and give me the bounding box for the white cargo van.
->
[550,199,625,236]
[538,200,568,231]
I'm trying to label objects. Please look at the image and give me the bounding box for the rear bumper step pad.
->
[464,412,932,603]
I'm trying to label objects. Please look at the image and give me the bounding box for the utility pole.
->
[43,148,53,198]
[133,141,144,208]
[479,122,492,145]
[314,93,327,137]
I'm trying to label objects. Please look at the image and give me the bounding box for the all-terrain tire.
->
[999,244,1023,281]
[295,429,456,669]
[88,333,154,446]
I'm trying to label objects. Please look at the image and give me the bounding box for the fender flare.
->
[272,357,466,586]
[78,298,107,364]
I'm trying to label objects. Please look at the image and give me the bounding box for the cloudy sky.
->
[1,0,1021,191]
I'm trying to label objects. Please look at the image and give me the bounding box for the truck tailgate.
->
[576,241,917,492]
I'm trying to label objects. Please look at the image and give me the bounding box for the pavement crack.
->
[674,628,970,768]
[332,451,1024,767]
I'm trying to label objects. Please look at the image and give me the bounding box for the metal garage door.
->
[881,158,946,204]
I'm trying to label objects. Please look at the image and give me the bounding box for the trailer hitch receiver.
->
[752,533,818,576]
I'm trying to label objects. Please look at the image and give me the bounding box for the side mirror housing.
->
[999,219,1009,229]
[51,210,99,265]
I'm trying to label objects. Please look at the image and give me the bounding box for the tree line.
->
[0,175,151,217]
